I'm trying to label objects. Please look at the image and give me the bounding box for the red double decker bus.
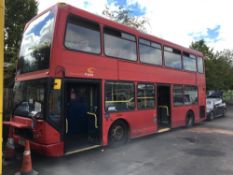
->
[8,3,206,156]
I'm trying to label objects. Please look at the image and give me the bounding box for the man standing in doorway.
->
[67,88,88,136]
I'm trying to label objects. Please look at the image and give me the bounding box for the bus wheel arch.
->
[108,119,130,146]
[185,110,195,128]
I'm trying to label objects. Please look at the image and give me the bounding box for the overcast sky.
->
[37,0,233,51]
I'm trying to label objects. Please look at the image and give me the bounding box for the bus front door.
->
[64,81,101,154]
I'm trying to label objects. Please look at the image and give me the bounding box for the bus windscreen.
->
[13,79,47,118]
[17,11,55,73]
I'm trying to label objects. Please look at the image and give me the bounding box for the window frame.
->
[104,80,135,113]
[64,14,102,55]
[182,52,197,72]
[173,84,199,107]
[197,57,204,74]
[164,46,182,70]
[139,37,163,66]
[18,10,55,74]
[47,78,62,131]
[103,26,137,62]
[173,85,184,106]
[137,83,156,110]
[183,85,198,105]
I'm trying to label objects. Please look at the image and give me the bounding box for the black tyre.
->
[208,112,214,121]
[222,109,226,117]
[108,120,128,146]
[186,112,194,128]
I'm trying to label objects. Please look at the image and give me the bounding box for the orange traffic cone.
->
[5,127,15,161]
[15,139,38,175]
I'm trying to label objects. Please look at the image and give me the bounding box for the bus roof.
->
[36,3,203,57]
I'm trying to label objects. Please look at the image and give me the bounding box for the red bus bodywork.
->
[8,3,206,156]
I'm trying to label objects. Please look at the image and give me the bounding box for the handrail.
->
[66,118,68,133]
[105,96,154,103]
[87,112,98,129]
[158,105,169,116]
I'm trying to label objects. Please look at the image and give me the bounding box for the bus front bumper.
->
[14,135,64,157]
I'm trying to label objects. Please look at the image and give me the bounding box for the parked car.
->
[206,95,226,120]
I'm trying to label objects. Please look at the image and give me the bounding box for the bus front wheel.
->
[108,120,128,146]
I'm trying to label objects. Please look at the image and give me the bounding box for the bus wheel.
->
[186,112,194,128]
[108,120,128,146]
[208,112,214,121]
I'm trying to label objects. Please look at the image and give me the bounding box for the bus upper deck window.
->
[197,57,204,73]
[164,47,182,70]
[104,27,137,61]
[183,52,197,72]
[65,15,101,54]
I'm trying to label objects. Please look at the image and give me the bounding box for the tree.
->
[214,50,233,89]
[216,49,233,63]
[102,5,149,32]
[4,0,38,87]
[190,40,233,90]
[190,40,214,60]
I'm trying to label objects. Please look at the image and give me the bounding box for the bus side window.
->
[64,15,101,54]
[105,81,135,112]
[137,83,155,110]
[164,47,182,70]
[104,27,137,61]
[173,85,184,106]
[197,57,204,73]
[183,52,197,72]
[139,38,162,66]
[184,86,198,105]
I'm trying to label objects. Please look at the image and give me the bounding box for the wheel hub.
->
[112,125,124,141]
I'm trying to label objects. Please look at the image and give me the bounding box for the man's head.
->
[70,88,77,100]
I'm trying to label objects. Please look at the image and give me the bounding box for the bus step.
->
[158,128,171,133]
[65,145,101,156]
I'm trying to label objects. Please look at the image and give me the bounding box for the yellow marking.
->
[65,145,100,155]
[53,78,62,90]
[106,97,154,104]
[106,98,134,103]
[158,128,171,133]
[87,67,95,74]
[87,112,98,128]
[138,97,154,100]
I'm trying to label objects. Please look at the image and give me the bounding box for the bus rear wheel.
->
[108,120,128,146]
[186,112,194,128]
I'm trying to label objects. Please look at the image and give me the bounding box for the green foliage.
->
[223,90,233,104]
[190,40,214,60]
[190,40,233,90]
[102,5,149,32]
[4,0,38,87]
